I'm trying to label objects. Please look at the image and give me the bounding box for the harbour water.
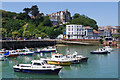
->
[1,44,119,78]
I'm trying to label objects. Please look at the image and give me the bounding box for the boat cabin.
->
[31,60,47,66]
[51,54,64,59]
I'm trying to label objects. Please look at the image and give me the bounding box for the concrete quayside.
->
[0,39,99,49]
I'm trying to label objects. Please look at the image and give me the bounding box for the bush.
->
[99,39,103,44]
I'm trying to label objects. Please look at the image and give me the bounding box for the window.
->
[33,63,41,66]
[55,56,59,58]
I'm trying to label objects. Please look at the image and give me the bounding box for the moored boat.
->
[90,48,108,54]
[4,50,19,57]
[66,51,88,63]
[41,53,71,66]
[0,54,5,61]
[13,60,62,74]
[35,46,56,53]
[17,48,34,55]
[103,46,113,53]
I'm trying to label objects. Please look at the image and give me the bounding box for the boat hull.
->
[0,57,5,61]
[79,57,88,62]
[19,53,34,55]
[90,51,108,54]
[13,68,62,74]
[47,61,71,66]
[71,60,80,64]
[5,54,18,57]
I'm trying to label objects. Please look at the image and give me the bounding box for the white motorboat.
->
[66,51,88,63]
[0,54,5,61]
[35,46,56,53]
[17,48,34,55]
[103,46,113,52]
[90,48,108,54]
[13,60,62,74]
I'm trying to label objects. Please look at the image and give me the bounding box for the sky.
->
[1,2,118,26]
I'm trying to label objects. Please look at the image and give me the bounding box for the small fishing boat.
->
[0,54,5,61]
[66,51,88,63]
[41,53,71,66]
[103,46,113,53]
[18,48,34,55]
[65,54,80,64]
[35,46,56,53]
[4,50,19,57]
[0,49,7,54]
[13,60,62,74]
[90,48,108,54]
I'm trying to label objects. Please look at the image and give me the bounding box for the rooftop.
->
[93,29,100,34]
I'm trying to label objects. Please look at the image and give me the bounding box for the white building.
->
[66,24,87,39]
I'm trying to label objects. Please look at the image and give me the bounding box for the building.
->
[66,24,86,39]
[93,29,100,39]
[46,9,72,25]
[84,26,94,39]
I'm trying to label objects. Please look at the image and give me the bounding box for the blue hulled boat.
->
[90,48,108,54]
[13,60,62,74]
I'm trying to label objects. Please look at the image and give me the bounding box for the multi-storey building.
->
[66,25,100,39]
[66,24,86,39]
[46,9,72,25]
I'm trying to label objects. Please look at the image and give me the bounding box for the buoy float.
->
[58,62,60,64]
[14,58,16,60]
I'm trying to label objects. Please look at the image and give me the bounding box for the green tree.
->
[73,13,80,19]
[30,5,39,18]
[16,13,30,20]
[43,16,52,26]
[47,27,61,39]
[0,28,7,37]
[12,31,20,38]
[71,13,98,30]
[23,8,31,15]
[23,31,31,39]
[40,32,47,39]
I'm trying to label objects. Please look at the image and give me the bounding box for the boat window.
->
[43,66,46,68]
[41,62,44,65]
[33,63,41,66]
[21,65,31,67]
[47,66,51,68]
[55,56,59,58]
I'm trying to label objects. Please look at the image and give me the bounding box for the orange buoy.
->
[14,58,16,60]
[58,62,60,64]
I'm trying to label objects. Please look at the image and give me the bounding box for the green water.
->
[0,44,119,78]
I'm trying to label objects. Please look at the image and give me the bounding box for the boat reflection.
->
[14,71,60,78]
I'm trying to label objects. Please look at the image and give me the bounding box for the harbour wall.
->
[1,40,56,50]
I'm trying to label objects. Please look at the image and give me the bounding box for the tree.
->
[73,13,80,19]
[23,31,31,39]
[12,31,20,38]
[30,5,39,18]
[0,28,7,37]
[40,32,47,39]
[23,8,31,15]
[16,13,30,20]
[47,27,61,39]
[71,13,98,30]
[43,16,52,26]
